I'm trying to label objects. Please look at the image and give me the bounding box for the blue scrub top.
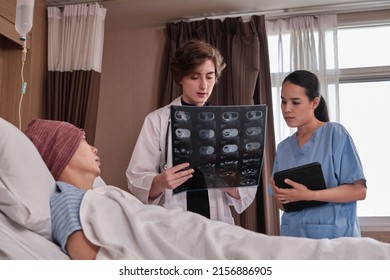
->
[269,122,366,238]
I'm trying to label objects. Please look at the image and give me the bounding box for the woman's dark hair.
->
[170,40,226,85]
[283,70,330,122]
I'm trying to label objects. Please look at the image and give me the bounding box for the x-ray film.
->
[171,105,267,194]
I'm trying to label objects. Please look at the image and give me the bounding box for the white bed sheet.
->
[2,184,390,260]
[81,186,390,260]
[0,213,69,260]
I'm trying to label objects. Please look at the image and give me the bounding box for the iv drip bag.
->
[15,0,35,41]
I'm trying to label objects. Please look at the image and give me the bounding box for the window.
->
[338,23,390,217]
[339,81,390,216]
[338,25,390,68]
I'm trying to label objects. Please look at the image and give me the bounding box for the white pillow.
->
[0,118,55,240]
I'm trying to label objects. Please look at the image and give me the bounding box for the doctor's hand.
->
[272,178,312,204]
[149,163,194,199]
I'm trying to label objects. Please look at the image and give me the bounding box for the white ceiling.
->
[46,0,390,28]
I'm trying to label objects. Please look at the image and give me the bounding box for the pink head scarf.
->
[25,119,85,180]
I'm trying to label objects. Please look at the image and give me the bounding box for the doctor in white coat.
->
[126,40,257,224]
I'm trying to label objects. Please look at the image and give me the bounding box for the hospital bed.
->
[1,117,390,260]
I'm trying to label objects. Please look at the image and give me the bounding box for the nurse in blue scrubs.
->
[269,70,367,239]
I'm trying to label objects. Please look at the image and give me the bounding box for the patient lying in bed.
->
[25,119,101,259]
[2,117,390,260]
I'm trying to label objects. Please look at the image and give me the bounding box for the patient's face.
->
[181,59,216,106]
[66,139,101,187]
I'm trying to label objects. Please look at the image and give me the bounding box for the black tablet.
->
[273,162,328,212]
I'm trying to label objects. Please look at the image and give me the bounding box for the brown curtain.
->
[46,70,101,144]
[159,15,279,234]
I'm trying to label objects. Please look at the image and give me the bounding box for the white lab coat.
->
[126,97,257,225]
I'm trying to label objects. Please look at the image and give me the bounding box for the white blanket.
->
[80,186,390,260]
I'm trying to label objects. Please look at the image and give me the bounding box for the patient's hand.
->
[149,162,194,199]
[66,230,99,260]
